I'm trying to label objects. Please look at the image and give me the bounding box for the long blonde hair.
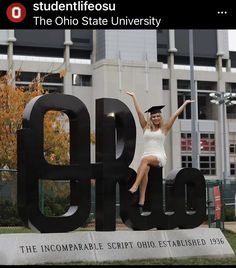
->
[146,113,164,131]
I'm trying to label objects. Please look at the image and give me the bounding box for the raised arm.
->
[126,91,147,129]
[163,100,195,134]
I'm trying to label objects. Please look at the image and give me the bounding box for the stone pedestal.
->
[0,228,234,265]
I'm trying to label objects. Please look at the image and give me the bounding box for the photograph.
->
[0,1,236,265]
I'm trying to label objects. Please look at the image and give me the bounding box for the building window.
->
[14,71,63,93]
[197,81,217,91]
[178,92,191,119]
[199,156,216,175]
[182,155,192,168]
[181,133,215,152]
[181,133,192,151]
[40,73,63,84]
[178,80,217,91]
[178,91,216,120]
[181,155,216,175]
[15,71,63,84]
[198,92,216,120]
[230,144,236,154]
[177,80,190,89]
[200,133,215,152]
[15,71,38,82]
[181,132,216,175]
[229,133,236,154]
[225,83,236,119]
[230,163,236,176]
[226,103,236,119]
[72,74,92,86]
[162,79,169,90]
[229,133,236,177]
[225,83,236,93]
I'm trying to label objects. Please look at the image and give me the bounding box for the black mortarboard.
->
[145,105,165,114]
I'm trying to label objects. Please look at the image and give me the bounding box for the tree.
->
[0,71,95,208]
[0,72,69,170]
[0,72,71,205]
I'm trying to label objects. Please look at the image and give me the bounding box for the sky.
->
[228,30,236,51]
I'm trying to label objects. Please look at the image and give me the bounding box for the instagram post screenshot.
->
[0,0,236,265]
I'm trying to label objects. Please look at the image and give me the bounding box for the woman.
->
[126,91,194,208]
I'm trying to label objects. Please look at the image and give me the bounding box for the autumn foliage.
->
[0,73,69,170]
[0,72,97,203]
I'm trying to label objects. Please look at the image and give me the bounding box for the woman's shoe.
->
[138,204,151,216]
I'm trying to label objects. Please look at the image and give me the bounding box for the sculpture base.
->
[0,228,234,265]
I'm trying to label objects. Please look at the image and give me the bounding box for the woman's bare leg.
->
[129,156,159,193]
[138,166,150,206]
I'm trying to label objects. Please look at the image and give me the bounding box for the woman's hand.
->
[126,91,135,97]
[184,99,195,105]
[126,91,146,129]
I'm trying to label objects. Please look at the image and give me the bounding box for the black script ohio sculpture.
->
[17,94,206,233]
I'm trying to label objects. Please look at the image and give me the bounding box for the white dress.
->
[141,128,167,167]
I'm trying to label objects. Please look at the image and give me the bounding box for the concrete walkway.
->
[114,221,236,233]
[198,221,235,231]
[200,221,236,233]
[224,222,236,233]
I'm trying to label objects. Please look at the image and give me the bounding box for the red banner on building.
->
[213,186,221,220]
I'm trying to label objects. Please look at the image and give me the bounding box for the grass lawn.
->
[0,226,33,234]
[0,226,236,265]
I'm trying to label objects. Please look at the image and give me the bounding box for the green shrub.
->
[0,193,93,227]
[224,206,236,221]
[42,193,70,216]
[0,200,23,226]
[42,194,93,226]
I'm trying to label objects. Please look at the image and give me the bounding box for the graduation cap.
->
[145,105,165,114]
